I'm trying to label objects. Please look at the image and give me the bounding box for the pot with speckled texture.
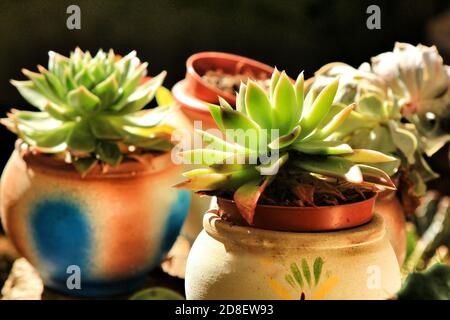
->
[1,146,190,297]
[185,208,401,300]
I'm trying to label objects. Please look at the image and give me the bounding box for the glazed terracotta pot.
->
[0,147,190,297]
[374,191,407,265]
[185,202,401,300]
[172,52,274,129]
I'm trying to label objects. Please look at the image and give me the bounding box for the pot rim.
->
[14,143,177,179]
[217,193,377,211]
[203,211,386,249]
[216,193,377,232]
[172,79,211,116]
[185,51,274,104]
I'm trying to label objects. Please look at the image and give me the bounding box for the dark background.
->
[0,0,449,170]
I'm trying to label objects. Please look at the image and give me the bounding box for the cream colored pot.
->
[185,211,401,300]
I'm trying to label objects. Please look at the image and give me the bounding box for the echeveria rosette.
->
[2,48,175,175]
[309,62,439,204]
[176,69,397,224]
[371,42,450,157]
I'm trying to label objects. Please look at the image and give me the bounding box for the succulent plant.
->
[308,61,439,213]
[371,42,450,157]
[2,48,175,175]
[176,69,397,223]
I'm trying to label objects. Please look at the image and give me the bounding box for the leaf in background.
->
[397,264,450,300]
[155,86,175,106]
[388,120,417,164]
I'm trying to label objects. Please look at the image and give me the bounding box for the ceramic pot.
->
[185,208,401,300]
[0,147,190,297]
[374,191,407,265]
[172,52,274,129]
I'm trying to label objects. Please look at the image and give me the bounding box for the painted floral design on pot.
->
[1,148,190,296]
[185,212,401,300]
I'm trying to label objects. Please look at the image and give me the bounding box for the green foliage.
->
[177,69,397,223]
[397,264,450,300]
[308,61,439,199]
[2,48,174,175]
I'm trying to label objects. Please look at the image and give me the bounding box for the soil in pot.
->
[201,68,270,96]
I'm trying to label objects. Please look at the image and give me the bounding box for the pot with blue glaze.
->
[0,145,190,297]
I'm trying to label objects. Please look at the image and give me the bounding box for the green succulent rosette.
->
[2,48,175,175]
[176,69,397,223]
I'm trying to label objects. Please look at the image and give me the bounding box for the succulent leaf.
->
[292,140,353,155]
[300,79,339,138]
[272,72,298,135]
[245,81,272,129]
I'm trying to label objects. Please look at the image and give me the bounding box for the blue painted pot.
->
[1,148,190,297]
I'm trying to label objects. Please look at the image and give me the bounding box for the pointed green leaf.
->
[293,157,363,183]
[310,104,355,140]
[236,82,247,113]
[358,164,396,189]
[300,79,339,138]
[11,80,48,110]
[208,103,225,131]
[96,141,123,166]
[292,140,353,155]
[245,81,272,129]
[67,119,96,152]
[219,108,261,149]
[268,126,301,149]
[178,149,237,166]
[342,149,397,163]
[293,72,304,128]
[156,86,175,106]
[269,67,281,100]
[68,86,100,114]
[92,73,119,107]
[233,176,274,224]
[73,157,98,176]
[273,72,297,135]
